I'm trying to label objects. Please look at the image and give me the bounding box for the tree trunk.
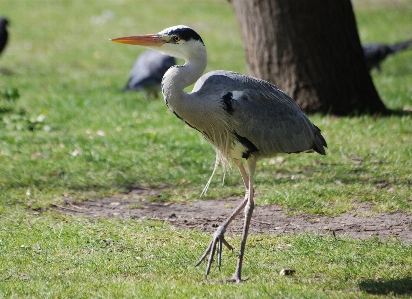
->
[230,0,388,115]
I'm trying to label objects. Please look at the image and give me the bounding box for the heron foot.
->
[195,225,233,276]
[225,276,248,284]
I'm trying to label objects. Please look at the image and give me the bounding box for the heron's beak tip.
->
[110,35,164,47]
[110,37,129,44]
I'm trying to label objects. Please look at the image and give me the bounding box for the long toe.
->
[195,225,233,277]
[226,275,245,284]
[205,236,219,275]
[195,239,214,267]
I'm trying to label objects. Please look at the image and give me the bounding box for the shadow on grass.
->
[387,108,412,116]
[359,277,412,295]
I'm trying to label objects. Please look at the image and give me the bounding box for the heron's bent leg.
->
[195,193,249,271]
[231,156,256,283]
[233,158,249,190]
[195,160,251,275]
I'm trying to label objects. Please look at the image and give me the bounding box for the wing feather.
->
[191,70,327,158]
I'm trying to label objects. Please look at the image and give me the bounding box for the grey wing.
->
[151,54,176,82]
[124,53,152,90]
[192,70,326,156]
[229,88,327,156]
[125,50,176,90]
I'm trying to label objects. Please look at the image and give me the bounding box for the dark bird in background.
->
[112,25,327,282]
[0,17,9,56]
[122,49,176,99]
[363,39,412,71]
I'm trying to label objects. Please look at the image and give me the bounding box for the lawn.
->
[1,0,411,298]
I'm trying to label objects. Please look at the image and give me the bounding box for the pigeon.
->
[0,17,9,56]
[363,39,412,71]
[123,50,176,99]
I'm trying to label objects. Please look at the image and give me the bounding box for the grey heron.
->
[123,49,176,99]
[111,25,327,283]
[0,17,9,56]
[363,39,412,72]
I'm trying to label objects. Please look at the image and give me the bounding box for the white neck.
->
[159,41,232,188]
[161,44,207,114]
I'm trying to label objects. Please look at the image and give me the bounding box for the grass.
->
[1,0,412,297]
[1,212,411,298]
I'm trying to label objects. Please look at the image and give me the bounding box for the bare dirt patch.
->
[53,186,412,243]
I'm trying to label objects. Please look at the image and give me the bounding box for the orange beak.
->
[110,34,165,47]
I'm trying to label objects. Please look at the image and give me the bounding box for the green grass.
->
[1,0,412,297]
[2,210,412,298]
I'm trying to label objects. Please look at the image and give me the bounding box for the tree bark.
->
[230,0,388,115]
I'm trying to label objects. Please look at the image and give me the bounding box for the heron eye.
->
[173,36,180,42]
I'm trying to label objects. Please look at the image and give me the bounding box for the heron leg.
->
[195,159,250,277]
[195,193,248,271]
[235,158,249,189]
[229,156,256,283]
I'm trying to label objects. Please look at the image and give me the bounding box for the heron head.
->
[111,25,204,60]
